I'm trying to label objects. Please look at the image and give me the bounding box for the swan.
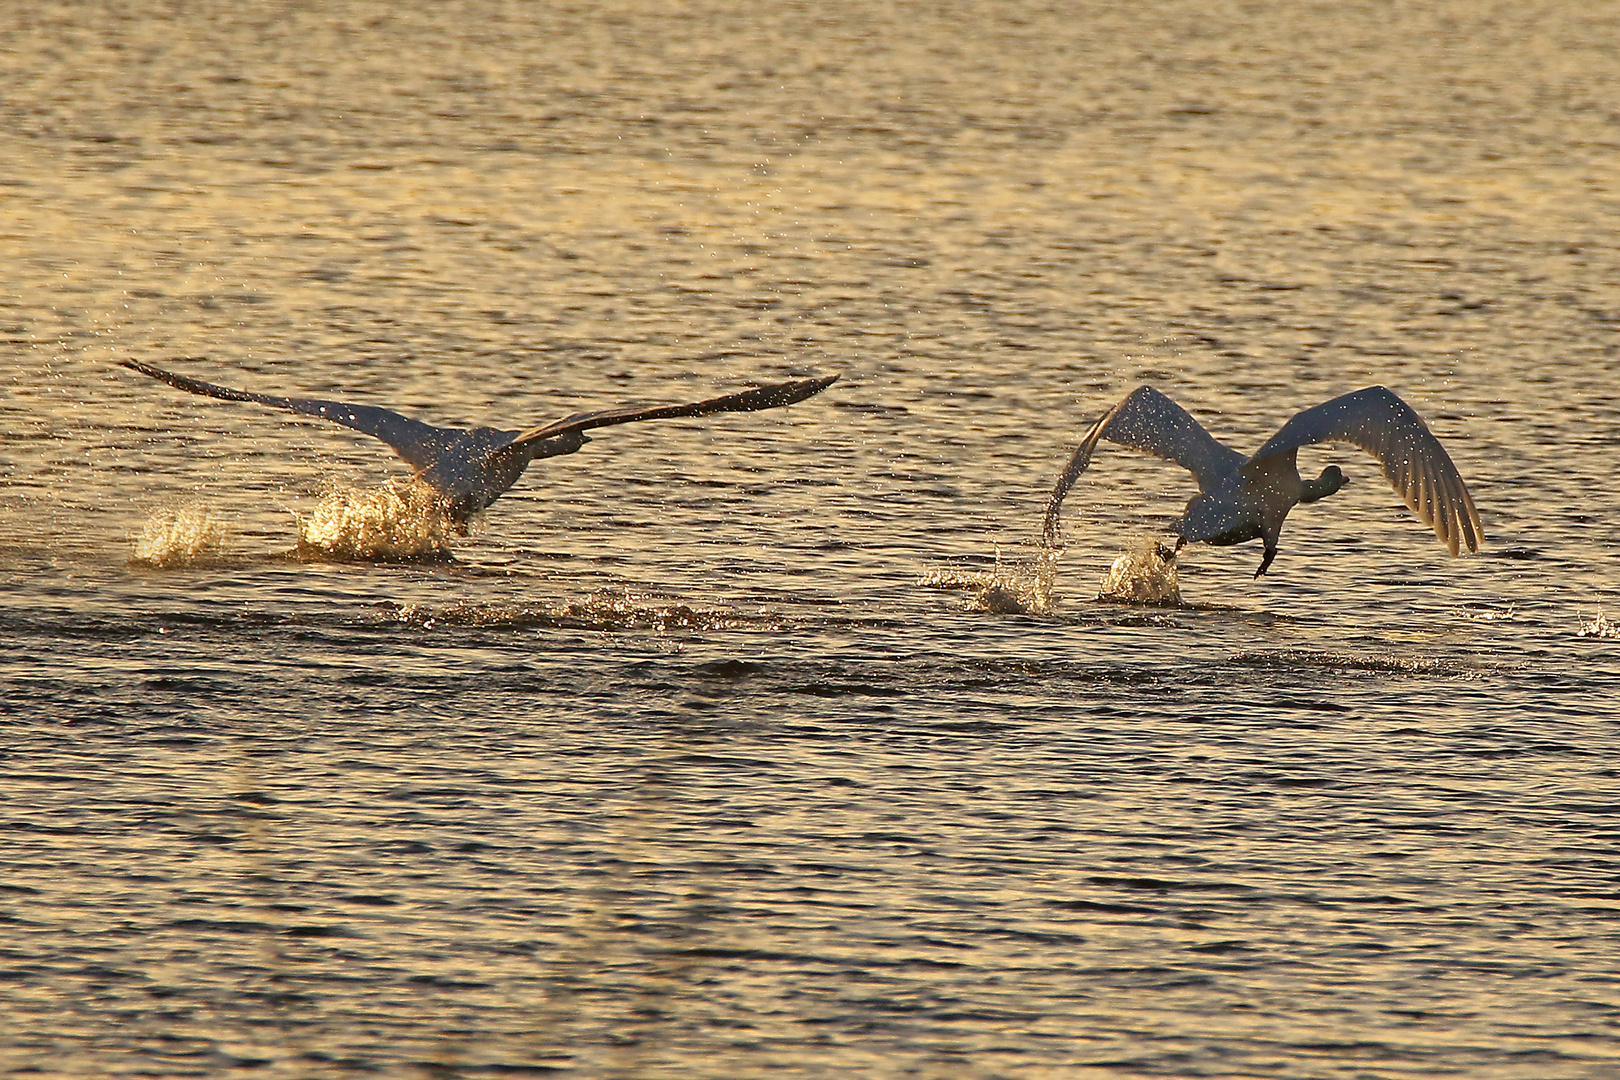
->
[1043,385,1483,577]
[119,359,837,529]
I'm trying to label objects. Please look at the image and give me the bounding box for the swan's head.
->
[1301,464,1349,503]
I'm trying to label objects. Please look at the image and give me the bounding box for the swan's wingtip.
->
[117,357,182,383]
[119,357,206,380]
[784,372,840,403]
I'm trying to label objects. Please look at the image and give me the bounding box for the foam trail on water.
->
[296,478,456,561]
[1097,537,1181,605]
[131,503,226,568]
[392,588,779,634]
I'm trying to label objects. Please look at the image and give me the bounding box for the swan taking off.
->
[119,359,837,529]
[1043,385,1483,578]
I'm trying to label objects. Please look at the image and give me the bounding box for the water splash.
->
[1097,537,1182,606]
[1578,611,1618,639]
[295,478,456,562]
[130,503,226,568]
[918,546,1058,615]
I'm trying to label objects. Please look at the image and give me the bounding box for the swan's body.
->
[1043,385,1482,577]
[120,359,837,528]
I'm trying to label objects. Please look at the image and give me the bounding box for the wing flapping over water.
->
[490,373,840,460]
[118,359,448,473]
[1043,386,1244,545]
[1249,386,1484,556]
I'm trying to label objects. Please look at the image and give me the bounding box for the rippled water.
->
[4,1,1619,1077]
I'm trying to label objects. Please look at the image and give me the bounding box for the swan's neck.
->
[1299,473,1343,504]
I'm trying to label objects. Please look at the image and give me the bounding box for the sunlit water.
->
[4,2,1620,1078]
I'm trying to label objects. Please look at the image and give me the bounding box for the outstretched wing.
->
[1250,385,1483,555]
[1043,386,1244,545]
[118,358,454,473]
[491,373,839,458]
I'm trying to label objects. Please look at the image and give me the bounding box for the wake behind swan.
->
[919,546,1059,615]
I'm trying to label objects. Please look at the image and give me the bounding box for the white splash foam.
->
[1577,611,1618,639]
[295,478,456,561]
[1097,537,1182,605]
[1451,605,1515,623]
[131,503,226,568]
[918,546,1058,615]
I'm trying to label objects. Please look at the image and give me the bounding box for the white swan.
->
[120,359,837,529]
[1043,385,1483,577]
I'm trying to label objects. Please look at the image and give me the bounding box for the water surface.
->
[3,2,1619,1077]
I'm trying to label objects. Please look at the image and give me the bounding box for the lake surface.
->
[3,1,1619,1076]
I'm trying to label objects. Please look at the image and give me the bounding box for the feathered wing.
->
[118,359,453,473]
[490,373,840,459]
[1043,386,1245,544]
[1248,386,1483,555]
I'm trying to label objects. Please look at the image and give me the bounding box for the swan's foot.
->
[1253,545,1277,578]
[1155,536,1187,563]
